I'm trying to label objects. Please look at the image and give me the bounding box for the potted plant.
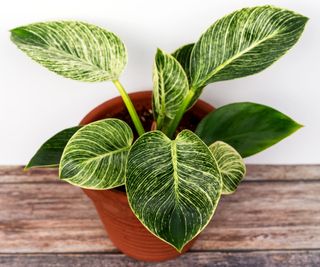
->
[11,5,308,262]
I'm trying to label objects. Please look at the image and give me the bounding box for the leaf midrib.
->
[61,145,129,180]
[171,141,180,202]
[210,128,290,142]
[196,29,279,87]
[24,42,109,76]
[82,146,130,165]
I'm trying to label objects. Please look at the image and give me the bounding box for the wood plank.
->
[0,179,319,253]
[0,166,58,183]
[1,165,319,183]
[0,251,319,267]
[245,165,320,181]
[0,184,112,253]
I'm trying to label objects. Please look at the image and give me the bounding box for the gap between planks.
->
[0,165,320,184]
[0,250,320,267]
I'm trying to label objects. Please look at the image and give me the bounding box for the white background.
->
[0,0,319,164]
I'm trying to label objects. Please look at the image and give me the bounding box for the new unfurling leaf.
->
[153,49,189,130]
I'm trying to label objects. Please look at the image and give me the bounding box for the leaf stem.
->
[164,89,195,139]
[112,80,145,136]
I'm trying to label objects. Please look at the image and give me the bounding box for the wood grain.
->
[0,251,319,267]
[245,165,320,181]
[0,166,58,183]
[1,164,319,183]
[0,165,319,265]
[0,168,319,252]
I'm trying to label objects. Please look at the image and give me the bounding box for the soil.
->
[114,106,201,139]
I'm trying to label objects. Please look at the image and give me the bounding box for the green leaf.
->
[59,119,133,189]
[209,141,246,194]
[26,126,81,169]
[172,43,204,109]
[190,6,308,88]
[153,49,189,129]
[126,130,222,251]
[11,21,127,82]
[195,102,303,158]
[172,43,194,83]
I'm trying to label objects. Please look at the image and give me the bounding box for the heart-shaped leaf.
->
[60,119,133,189]
[209,141,246,194]
[190,6,308,88]
[153,49,189,129]
[26,126,81,169]
[195,102,302,157]
[11,21,127,82]
[126,130,222,251]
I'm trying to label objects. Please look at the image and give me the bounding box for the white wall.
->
[0,0,319,164]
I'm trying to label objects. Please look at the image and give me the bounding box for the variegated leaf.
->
[172,43,194,83]
[59,119,133,189]
[153,49,189,130]
[209,141,246,194]
[172,43,203,109]
[26,126,81,169]
[126,130,222,251]
[190,6,308,88]
[11,21,127,82]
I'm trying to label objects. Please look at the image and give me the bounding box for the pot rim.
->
[80,90,214,197]
[79,90,153,126]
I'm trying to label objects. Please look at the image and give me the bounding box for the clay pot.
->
[80,91,214,262]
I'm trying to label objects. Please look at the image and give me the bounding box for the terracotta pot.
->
[80,91,214,262]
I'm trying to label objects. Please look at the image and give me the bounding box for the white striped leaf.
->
[59,119,133,189]
[172,43,204,109]
[11,21,127,82]
[153,49,189,130]
[190,6,308,88]
[126,130,222,251]
[172,43,194,83]
[209,141,246,194]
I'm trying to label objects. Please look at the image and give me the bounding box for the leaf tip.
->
[10,26,25,39]
[155,48,165,65]
[23,165,30,172]
[156,47,166,57]
[297,121,304,127]
[155,47,162,54]
[292,120,304,132]
[170,242,185,253]
[10,27,20,43]
[24,159,35,171]
[58,165,67,181]
[10,26,19,34]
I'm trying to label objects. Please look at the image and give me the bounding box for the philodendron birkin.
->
[11,6,307,252]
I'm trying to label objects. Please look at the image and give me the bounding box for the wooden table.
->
[0,165,319,266]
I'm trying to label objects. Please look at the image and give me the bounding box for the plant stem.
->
[112,80,145,136]
[165,89,195,139]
